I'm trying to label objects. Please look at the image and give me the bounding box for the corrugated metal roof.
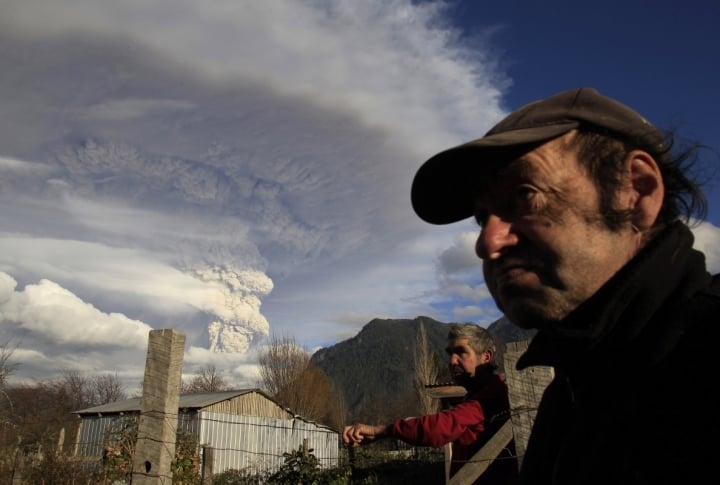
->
[72,388,272,415]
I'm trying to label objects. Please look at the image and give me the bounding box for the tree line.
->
[0,333,357,456]
[0,323,444,483]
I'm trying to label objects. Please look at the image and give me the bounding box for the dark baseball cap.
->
[411,87,665,225]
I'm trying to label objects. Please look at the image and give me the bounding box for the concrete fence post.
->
[131,329,186,485]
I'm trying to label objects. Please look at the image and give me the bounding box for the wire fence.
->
[1,405,538,484]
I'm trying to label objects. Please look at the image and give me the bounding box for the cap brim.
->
[411,122,578,225]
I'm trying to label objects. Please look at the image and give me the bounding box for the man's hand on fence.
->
[342,423,389,447]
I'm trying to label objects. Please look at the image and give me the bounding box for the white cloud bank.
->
[0,0,510,389]
[0,0,717,392]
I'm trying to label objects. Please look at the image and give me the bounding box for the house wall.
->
[75,412,198,458]
[201,392,294,419]
[75,414,136,457]
[74,392,339,477]
[199,411,340,475]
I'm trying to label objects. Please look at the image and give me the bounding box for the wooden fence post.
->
[503,339,554,469]
[11,447,23,485]
[201,446,214,484]
[447,420,513,485]
[56,427,65,455]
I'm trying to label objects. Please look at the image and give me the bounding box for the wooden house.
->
[72,388,339,476]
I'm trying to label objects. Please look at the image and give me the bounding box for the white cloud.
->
[0,272,152,348]
[0,156,54,174]
[0,0,716,394]
[453,304,500,321]
[183,346,262,388]
[82,99,196,121]
[0,0,505,157]
[437,230,481,275]
[0,235,267,318]
[691,220,720,273]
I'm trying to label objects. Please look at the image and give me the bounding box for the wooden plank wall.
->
[503,338,554,469]
[203,392,294,419]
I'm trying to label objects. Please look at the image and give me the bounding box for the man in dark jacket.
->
[410,87,720,484]
[343,323,518,485]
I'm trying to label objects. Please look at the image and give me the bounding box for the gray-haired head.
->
[447,323,497,364]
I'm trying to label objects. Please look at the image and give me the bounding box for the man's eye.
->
[514,186,540,211]
[517,186,536,201]
[474,185,538,226]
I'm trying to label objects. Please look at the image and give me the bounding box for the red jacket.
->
[389,374,517,485]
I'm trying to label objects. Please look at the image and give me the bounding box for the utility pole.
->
[132,329,186,484]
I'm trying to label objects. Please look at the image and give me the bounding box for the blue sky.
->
[452,0,720,213]
[0,0,717,390]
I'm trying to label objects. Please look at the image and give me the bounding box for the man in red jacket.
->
[342,323,518,485]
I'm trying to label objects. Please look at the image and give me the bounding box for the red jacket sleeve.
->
[389,399,486,448]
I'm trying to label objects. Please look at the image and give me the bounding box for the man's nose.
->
[476,214,518,260]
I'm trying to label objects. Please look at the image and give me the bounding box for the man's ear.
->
[480,348,493,364]
[624,150,664,230]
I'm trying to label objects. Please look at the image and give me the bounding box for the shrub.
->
[211,467,269,485]
[172,431,202,485]
[268,445,350,485]
[91,421,201,484]
[20,451,93,485]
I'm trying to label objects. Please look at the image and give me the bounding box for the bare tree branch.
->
[413,322,440,415]
[258,333,339,424]
[90,373,126,404]
[0,340,19,387]
[181,365,229,393]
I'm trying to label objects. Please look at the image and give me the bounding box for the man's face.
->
[474,133,641,328]
[446,337,486,379]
